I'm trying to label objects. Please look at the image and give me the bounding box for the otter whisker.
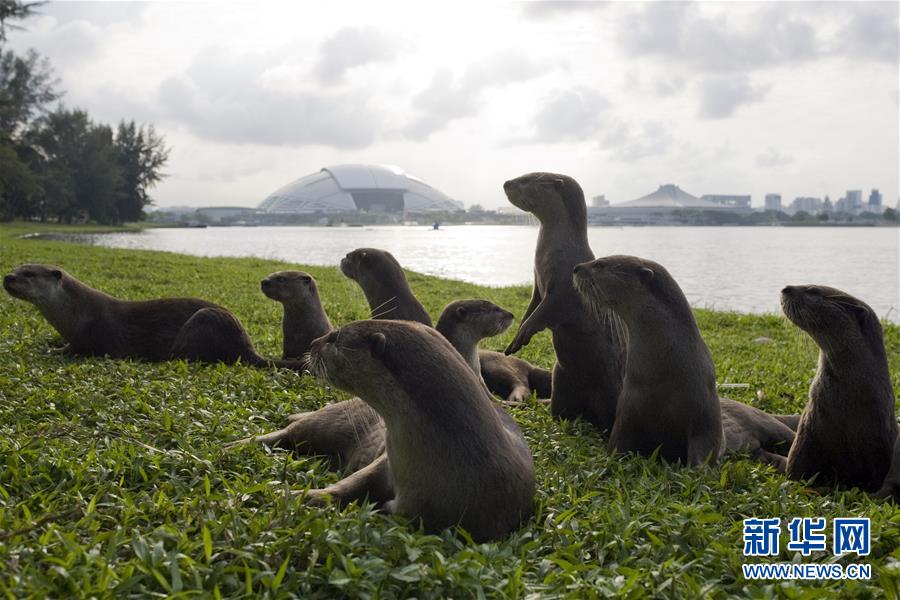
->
[368,295,397,318]
[370,304,399,320]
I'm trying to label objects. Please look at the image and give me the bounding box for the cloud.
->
[520,1,610,19]
[313,26,401,86]
[403,52,547,140]
[155,48,380,149]
[696,75,768,119]
[756,148,794,168]
[531,87,610,142]
[526,87,671,160]
[617,3,819,72]
[833,3,899,63]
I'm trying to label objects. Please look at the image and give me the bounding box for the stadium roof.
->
[615,184,718,209]
[258,164,463,213]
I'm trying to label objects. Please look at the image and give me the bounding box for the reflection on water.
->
[41,225,900,320]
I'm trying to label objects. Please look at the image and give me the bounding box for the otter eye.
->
[276,275,286,282]
[805,287,822,297]
[300,276,312,284]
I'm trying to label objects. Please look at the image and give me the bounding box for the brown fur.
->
[503,173,625,430]
[574,255,723,465]
[305,320,535,542]
[340,248,432,325]
[261,270,332,359]
[5,264,218,361]
[720,398,795,471]
[781,285,898,491]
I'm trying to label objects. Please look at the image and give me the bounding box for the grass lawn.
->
[1,221,898,598]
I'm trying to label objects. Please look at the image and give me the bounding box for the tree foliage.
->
[0,3,169,223]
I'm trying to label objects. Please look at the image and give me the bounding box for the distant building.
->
[789,197,822,214]
[701,194,751,209]
[846,190,863,213]
[868,189,883,212]
[822,196,833,214]
[592,194,610,207]
[764,194,782,211]
[259,164,462,215]
[587,184,751,224]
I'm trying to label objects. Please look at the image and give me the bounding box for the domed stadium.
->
[258,164,463,214]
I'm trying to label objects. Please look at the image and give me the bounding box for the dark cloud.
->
[834,3,899,63]
[313,26,401,86]
[756,148,794,168]
[696,75,768,119]
[155,48,379,149]
[403,52,547,140]
[617,2,819,72]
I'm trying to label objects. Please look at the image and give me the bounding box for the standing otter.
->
[503,173,625,430]
[781,285,898,491]
[260,270,332,359]
[304,320,535,542]
[340,248,432,325]
[342,247,552,402]
[574,255,723,465]
[4,264,219,361]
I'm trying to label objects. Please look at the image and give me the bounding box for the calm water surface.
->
[63,225,899,320]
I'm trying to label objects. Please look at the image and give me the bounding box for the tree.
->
[0,48,59,140]
[0,141,38,219]
[0,0,45,42]
[883,207,898,223]
[114,120,169,222]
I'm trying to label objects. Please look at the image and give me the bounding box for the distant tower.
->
[592,194,609,207]
[846,190,863,213]
[764,193,782,211]
[868,189,882,211]
[822,196,833,213]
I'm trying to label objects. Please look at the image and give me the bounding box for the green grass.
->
[1,221,898,598]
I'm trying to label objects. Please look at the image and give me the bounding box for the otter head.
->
[573,255,654,314]
[502,172,586,226]
[260,270,318,304]
[340,248,403,283]
[3,264,66,304]
[436,299,514,341]
[308,320,474,418]
[781,285,884,358]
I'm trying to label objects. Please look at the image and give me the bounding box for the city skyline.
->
[8,1,898,209]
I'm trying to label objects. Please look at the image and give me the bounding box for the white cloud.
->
[313,26,402,86]
[696,75,768,119]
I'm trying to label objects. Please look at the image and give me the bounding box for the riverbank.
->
[1,223,898,597]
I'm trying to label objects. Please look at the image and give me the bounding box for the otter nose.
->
[3,274,14,285]
[261,279,271,289]
[781,285,797,296]
[503,180,515,192]
[573,263,588,276]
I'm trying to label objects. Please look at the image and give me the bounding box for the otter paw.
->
[284,412,309,423]
[222,437,255,450]
[297,488,334,506]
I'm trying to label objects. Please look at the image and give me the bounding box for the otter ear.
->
[553,178,565,190]
[638,267,654,283]
[455,305,467,319]
[369,332,387,357]
[51,269,62,280]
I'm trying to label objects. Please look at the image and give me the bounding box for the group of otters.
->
[4,173,899,542]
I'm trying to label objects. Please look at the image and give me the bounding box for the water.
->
[46,225,900,320]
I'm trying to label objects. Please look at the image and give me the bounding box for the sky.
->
[7,0,899,209]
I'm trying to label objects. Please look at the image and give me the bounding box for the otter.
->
[303,320,535,542]
[228,298,532,464]
[720,399,796,471]
[874,433,900,500]
[171,307,306,370]
[781,285,898,491]
[574,255,723,465]
[342,247,552,403]
[340,248,432,325]
[260,270,332,359]
[503,173,625,430]
[4,264,219,361]
[434,299,551,403]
